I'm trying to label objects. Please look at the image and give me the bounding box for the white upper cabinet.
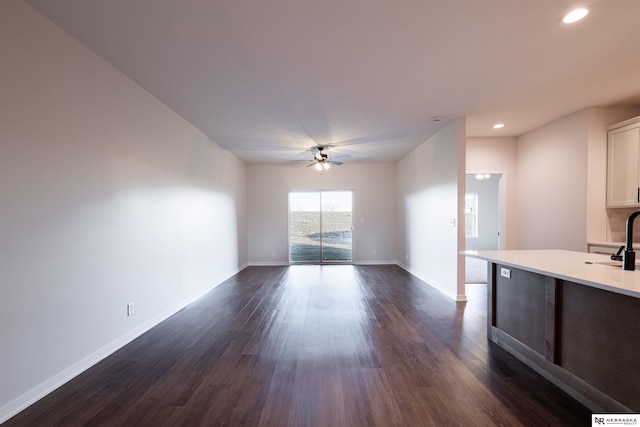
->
[607,117,640,208]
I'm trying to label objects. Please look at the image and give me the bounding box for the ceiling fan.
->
[307,146,350,172]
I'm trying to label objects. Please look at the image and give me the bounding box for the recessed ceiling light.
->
[563,8,589,24]
[493,123,505,129]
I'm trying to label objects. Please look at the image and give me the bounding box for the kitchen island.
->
[463,250,640,413]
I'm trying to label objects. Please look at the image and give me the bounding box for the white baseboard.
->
[353,260,397,265]
[247,261,290,266]
[396,262,414,275]
[247,261,398,267]
[0,264,247,424]
[397,263,461,302]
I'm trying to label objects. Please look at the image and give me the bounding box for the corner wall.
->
[396,119,466,301]
[0,1,247,421]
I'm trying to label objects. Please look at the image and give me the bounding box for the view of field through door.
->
[289,191,353,263]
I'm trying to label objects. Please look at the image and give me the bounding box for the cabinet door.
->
[607,126,640,207]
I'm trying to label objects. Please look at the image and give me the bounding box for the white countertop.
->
[462,249,640,299]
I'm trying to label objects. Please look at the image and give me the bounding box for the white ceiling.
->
[26,0,640,164]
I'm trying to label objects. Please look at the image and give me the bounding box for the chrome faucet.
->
[623,210,640,270]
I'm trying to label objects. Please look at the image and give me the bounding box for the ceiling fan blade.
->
[329,161,343,166]
[330,154,351,161]
[329,132,407,147]
[287,159,311,164]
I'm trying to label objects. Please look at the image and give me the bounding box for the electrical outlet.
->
[372,249,377,256]
[500,268,511,279]
[127,303,134,316]
[271,250,276,257]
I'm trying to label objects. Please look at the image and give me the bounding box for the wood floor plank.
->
[3,265,591,426]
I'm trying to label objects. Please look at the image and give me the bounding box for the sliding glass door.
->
[289,191,353,263]
[321,191,353,261]
[289,192,322,262]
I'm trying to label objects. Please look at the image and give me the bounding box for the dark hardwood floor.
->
[4,265,591,426]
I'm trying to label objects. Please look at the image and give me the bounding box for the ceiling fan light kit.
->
[312,158,331,173]
[308,146,346,173]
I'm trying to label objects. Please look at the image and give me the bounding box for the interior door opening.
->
[465,173,502,285]
[289,191,353,263]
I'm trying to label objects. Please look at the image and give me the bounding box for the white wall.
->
[0,1,247,421]
[396,119,466,301]
[466,137,518,249]
[516,110,589,250]
[247,163,397,265]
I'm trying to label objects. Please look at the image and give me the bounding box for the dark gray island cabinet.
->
[464,250,640,413]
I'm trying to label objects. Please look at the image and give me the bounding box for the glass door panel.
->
[289,192,321,262]
[321,191,352,261]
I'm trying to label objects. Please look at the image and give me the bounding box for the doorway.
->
[289,191,353,263]
[465,174,501,284]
